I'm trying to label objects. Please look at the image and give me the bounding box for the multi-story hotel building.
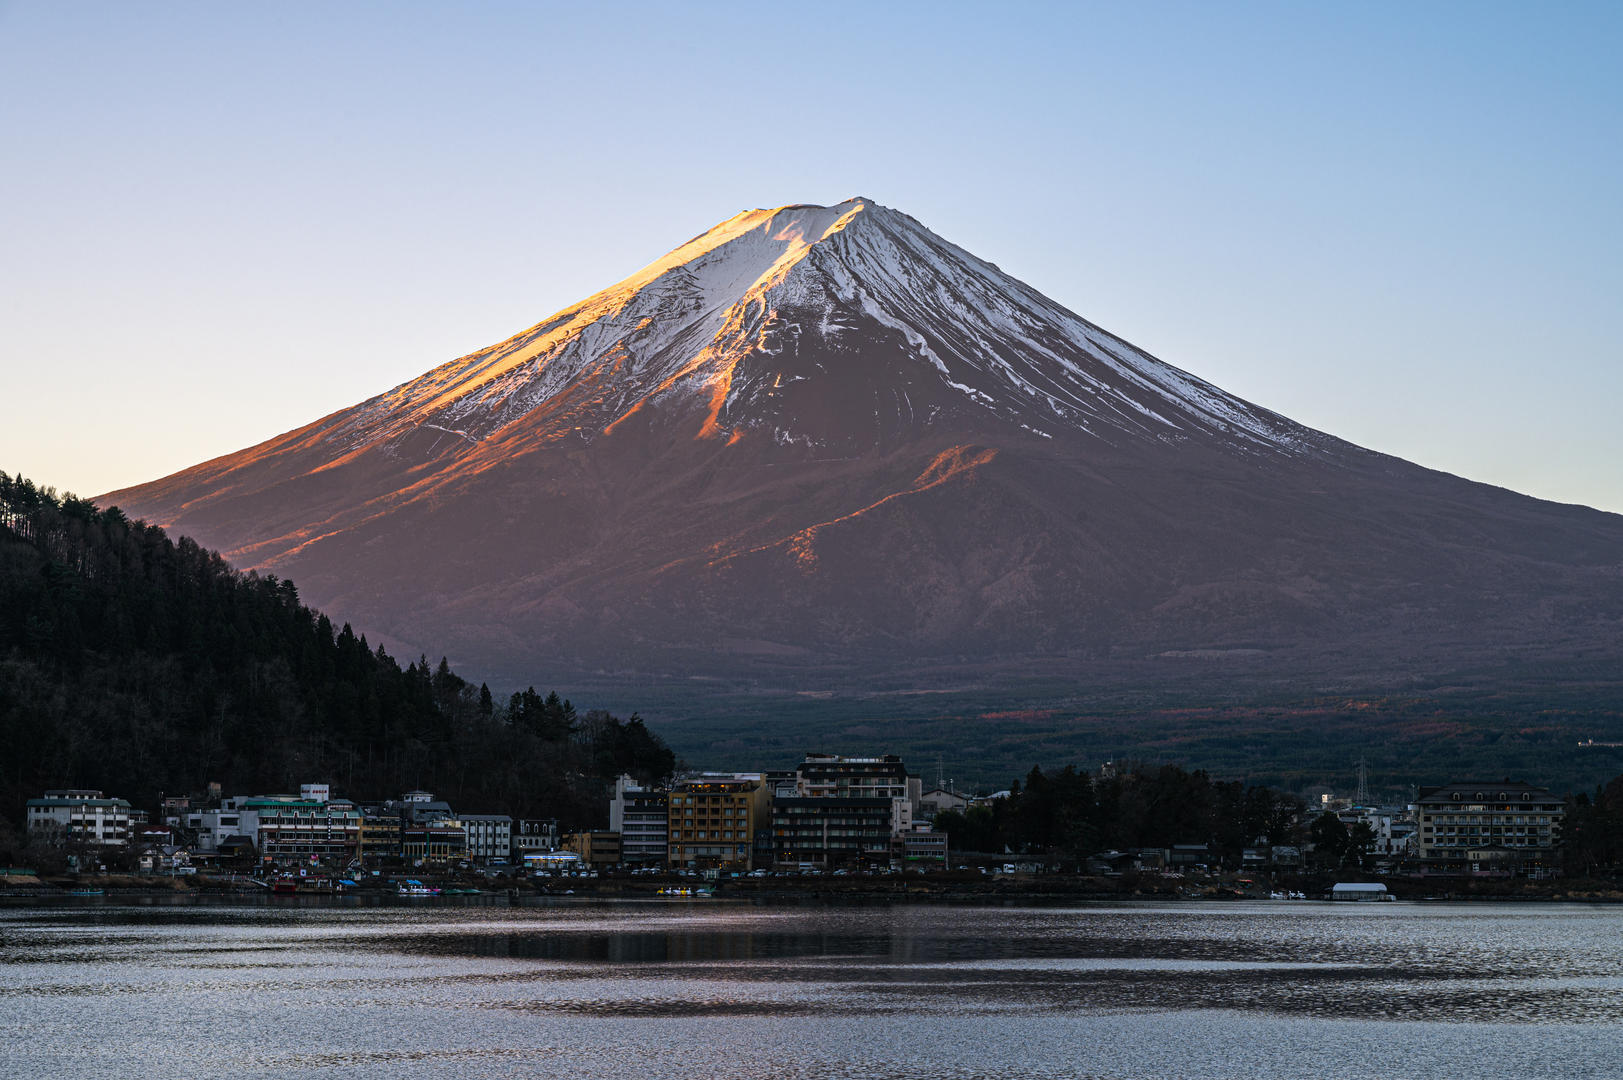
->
[768,754,922,868]
[1414,781,1564,869]
[772,796,896,869]
[246,796,362,863]
[667,775,771,870]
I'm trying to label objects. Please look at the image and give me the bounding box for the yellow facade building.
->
[666,776,771,870]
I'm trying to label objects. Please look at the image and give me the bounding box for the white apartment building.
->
[460,814,513,863]
[26,790,133,847]
[609,775,669,865]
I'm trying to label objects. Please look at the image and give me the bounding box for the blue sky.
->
[3,1,1620,510]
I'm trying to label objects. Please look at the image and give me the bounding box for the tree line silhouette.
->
[932,763,1304,866]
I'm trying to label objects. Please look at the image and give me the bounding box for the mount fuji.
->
[104,198,1623,695]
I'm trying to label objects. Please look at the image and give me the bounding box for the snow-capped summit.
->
[326,198,1314,456]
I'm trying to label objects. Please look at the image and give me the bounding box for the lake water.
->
[2,898,1621,1079]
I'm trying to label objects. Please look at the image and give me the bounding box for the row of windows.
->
[798,770,906,780]
[34,808,130,818]
[801,784,905,794]
[1426,829,1551,836]
[776,830,890,839]
[775,806,892,816]
[1426,803,1563,813]
[670,831,745,840]
[1426,815,1556,824]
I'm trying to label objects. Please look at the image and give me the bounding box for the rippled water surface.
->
[2,899,1621,1078]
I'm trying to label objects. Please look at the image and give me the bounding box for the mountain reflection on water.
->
[2,900,1620,1079]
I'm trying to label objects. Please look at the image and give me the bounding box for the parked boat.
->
[1327,882,1393,901]
[266,874,344,895]
[397,879,440,896]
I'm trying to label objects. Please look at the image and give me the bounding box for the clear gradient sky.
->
[3,2,1620,510]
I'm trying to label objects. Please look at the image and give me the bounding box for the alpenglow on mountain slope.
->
[105,198,1623,690]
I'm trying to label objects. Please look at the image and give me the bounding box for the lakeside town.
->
[5,752,1601,903]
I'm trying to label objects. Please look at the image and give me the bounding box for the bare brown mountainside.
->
[104,198,1623,695]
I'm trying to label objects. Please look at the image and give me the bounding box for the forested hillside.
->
[0,472,673,830]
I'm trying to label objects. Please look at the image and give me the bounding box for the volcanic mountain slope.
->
[105,198,1623,687]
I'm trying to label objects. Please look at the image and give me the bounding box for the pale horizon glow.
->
[2,2,1620,512]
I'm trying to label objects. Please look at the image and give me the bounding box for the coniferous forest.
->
[0,472,675,833]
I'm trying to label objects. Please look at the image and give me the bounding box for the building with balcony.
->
[793,754,918,835]
[358,806,403,864]
[1414,781,1564,870]
[794,754,919,805]
[25,790,133,847]
[772,796,895,869]
[247,796,362,863]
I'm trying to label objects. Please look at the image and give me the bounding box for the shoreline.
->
[5,871,1621,905]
